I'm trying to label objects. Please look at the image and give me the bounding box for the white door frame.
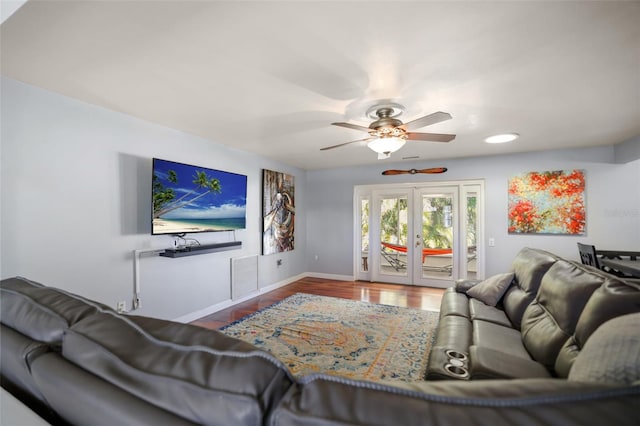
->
[354,180,485,287]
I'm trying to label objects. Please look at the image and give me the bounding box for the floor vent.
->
[231,255,258,300]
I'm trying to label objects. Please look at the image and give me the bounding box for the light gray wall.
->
[3,77,638,319]
[0,1,27,24]
[1,77,306,319]
[615,135,640,163]
[306,147,640,277]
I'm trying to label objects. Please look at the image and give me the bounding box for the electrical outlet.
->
[488,238,495,247]
[117,301,126,313]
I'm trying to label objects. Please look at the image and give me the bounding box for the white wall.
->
[306,146,640,277]
[0,0,27,24]
[3,77,638,318]
[1,77,306,320]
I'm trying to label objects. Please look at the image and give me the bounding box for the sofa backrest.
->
[555,271,640,377]
[0,276,108,418]
[568,313,640,385]
[0,277,108,345]
[62,310,294,425]
[269,374,640,426]
[502,248,560,329]
[520,260,609,371]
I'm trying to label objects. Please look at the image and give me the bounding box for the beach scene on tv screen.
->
[152,159,247,234]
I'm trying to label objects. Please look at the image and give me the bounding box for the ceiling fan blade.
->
[406,132,456,142]
[320,137,373,151]
[382,167,448,175]
[331,122,371,132]
[402,111,452,131]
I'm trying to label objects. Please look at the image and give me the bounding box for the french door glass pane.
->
[421,195,454,279]
[360,198,369,272]
[379,196,408,276]
[465,193,478,279]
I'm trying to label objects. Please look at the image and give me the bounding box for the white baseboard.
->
[305,272,355,281]
[173,272,308,323]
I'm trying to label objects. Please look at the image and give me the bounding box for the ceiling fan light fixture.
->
[324,109,455,154]
[372,125,406,138]
[485,133,519,144]
[367,136,406,156]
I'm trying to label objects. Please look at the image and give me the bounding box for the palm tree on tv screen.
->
[153,170,222,218]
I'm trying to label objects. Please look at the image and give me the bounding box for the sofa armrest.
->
[0,324,51,413]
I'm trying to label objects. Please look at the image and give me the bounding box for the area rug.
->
[220,293,439,382]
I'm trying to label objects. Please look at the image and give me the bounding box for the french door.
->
[356,182,483,288]
[370,189,412,285]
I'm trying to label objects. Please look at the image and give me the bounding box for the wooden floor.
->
[191,277,445,330]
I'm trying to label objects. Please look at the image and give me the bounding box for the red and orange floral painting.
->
[508,169,585,235]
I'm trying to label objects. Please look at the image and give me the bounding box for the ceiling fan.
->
[321,105,456,159]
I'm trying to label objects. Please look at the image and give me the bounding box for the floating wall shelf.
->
[159,241,242,258]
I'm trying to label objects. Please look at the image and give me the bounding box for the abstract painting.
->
[263,169,295,254]
[508,169,585,235]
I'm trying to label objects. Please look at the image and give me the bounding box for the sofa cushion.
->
[569,314,640,385]
[62,310,293,425]
[0,277,106,346]
[473,321,531,360]
[466,272,514,307]
[469,346,551,379]
[469,299,512,328]
[502,248,559,329]
[556,276,640,377]
[521,261,605,371]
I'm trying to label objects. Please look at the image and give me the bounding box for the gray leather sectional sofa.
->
[1,247,639,425]
[427,247,640,382]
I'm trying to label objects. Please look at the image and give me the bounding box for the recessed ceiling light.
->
[484,133,519,144]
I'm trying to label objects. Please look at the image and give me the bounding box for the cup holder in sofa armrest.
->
[445,349,468,361]
[444,364,470,379]
[426,347,471,380]
[444,349,469,378]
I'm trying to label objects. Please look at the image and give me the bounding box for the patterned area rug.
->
[220,293,439,382]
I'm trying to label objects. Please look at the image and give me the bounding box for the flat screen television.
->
[152,158,247,235]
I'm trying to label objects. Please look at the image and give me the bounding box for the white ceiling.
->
[2,1,639,170]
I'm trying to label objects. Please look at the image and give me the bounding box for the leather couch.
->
[426,247,640,381]
[2,254,640,425]
[1,277,292,425]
